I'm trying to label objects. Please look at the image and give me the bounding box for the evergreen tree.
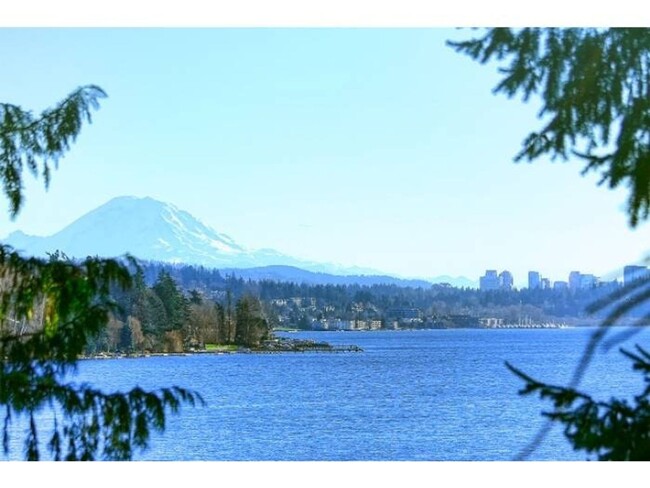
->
[119,318,133,352]
[234,295,270,347]
[0,87,202,460]
[449,28,650,227]
[129,268,168,347]
[214,302,225,344]
[451,27,650,460]
[189,289,202,305]
[152,270,188,332]
[225,289,235,343]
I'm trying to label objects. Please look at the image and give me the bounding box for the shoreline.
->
[82,337,363,360]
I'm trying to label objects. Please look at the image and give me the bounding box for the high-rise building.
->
[499,270,514,290]
[624,265,649,286]
[568,271,582,291]
[541,278,551,289]
[580,274,597,289]
[554,281,569,291]
[599,280,620,292]
[528,271,540,289]
[479,270,500,291]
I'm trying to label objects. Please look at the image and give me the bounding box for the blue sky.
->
[1,26,649,286]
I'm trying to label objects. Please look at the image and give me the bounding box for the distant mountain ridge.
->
[1,196,477,288]
[220,265,435,287]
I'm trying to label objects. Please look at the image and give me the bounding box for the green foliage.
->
[449,28,650,227]
[152,270,188,332]
[0,87,203,460]
[234,295,270,348]
[189,289,202,305]
[0,249,203,460]
[0,86,106,219]
[451,28,650,460]
[507,346,650,461]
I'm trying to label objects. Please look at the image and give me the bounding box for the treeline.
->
[107,261,648,334]
[77,260,647,352]
[135,261,627,323]
[86,269,270,354]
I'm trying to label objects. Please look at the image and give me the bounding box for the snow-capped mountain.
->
[1,196,476,287]
[0,196,377,274]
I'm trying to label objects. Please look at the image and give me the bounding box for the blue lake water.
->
[5,327,650,461]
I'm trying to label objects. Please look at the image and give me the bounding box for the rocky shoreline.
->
[83,337,362,359]
[251,337,363,353]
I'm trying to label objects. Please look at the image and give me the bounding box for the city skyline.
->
[2,27,650,287]
[3,3,650,472]
[479,263,650,291]
[479,268,619,291]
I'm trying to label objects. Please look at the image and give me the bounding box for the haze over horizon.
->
[2,28,649,286]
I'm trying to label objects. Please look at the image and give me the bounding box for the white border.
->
[7,461,650,487]
[0,0,645,27]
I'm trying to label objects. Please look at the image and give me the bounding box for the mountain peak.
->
[1,196,474,288]
[98,195,176,214]
[2,195,248,263]
[1,196,345,274]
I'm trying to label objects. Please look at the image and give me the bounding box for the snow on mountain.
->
[3,196,266,267]
[0,196,475,287]
[0,196,377,275]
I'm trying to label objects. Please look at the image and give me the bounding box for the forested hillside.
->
[88,260,637,355]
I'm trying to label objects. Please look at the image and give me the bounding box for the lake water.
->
[6,327,650,461]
